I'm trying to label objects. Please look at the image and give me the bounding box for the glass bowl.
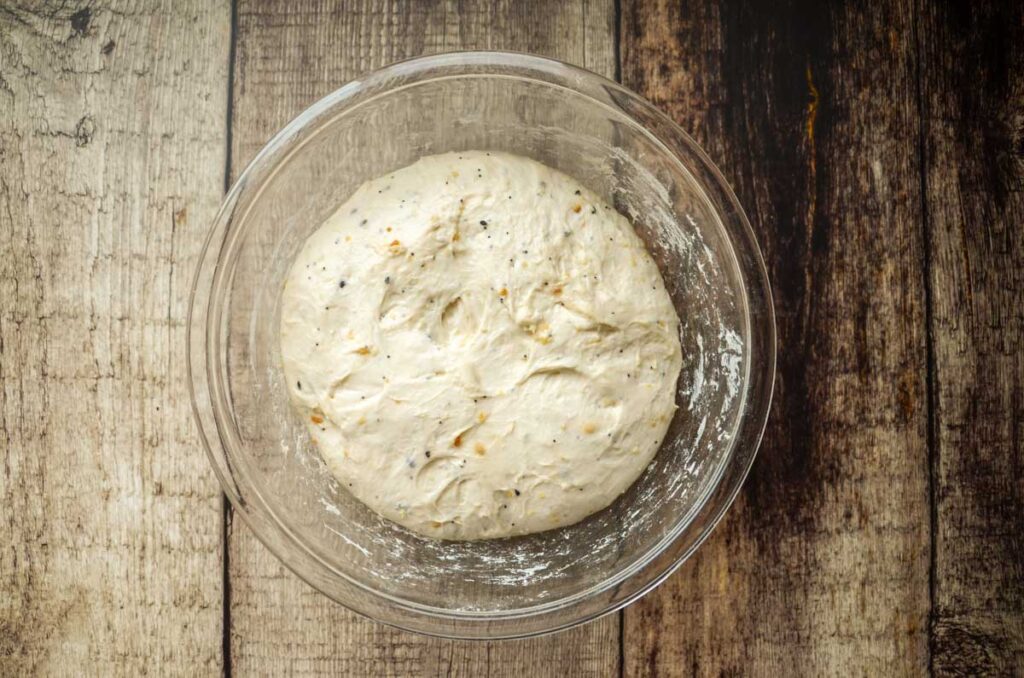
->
[188,51,775,639]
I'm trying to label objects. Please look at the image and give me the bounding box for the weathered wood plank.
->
[0,2,230,675]
[917,2,1024,673]
[620,1,931,675]
[227,1,619,675]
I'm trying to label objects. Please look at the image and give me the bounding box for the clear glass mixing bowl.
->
[188,52,775,639]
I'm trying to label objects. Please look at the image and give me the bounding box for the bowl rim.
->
[188,49,776,639]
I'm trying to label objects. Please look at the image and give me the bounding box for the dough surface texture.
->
[281,151,682,540]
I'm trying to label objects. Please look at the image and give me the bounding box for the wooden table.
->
[2,1,1021,675]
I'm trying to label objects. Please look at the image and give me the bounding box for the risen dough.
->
[281,151,681,540]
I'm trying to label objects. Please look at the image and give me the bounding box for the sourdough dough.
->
[281,151,682,540]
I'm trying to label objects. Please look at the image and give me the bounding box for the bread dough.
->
[281,151,682,540]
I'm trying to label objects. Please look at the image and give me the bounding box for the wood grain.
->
[620,1,931,674]
[1,1,1020,675]
[918,2,1024,674]
[0,2,230,675]
[227,1,619,675]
